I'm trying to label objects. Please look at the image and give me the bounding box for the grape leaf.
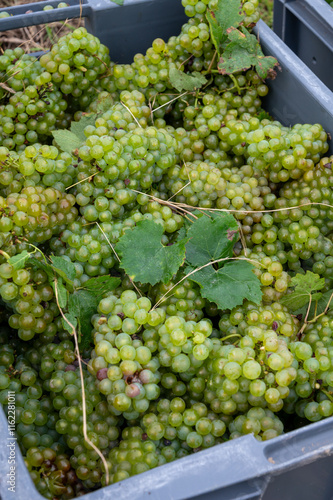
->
[28,257,54,281]
[280,291,322,313]
[310,289,333,316]
[52,278,67,309]
[187,260,262,310]
[68,290,98,348]
[83,275,121,298]
[218,27,278,78]
[62,313,77,335]
[116,219,188,285]
[186,212,239,267]
[94,93,114,113]
[8,250,31,270]
[169,68,207,92]
[52,130,82,155]
[258,110,272,121]
[206,0,243,55]
[280,271,325,312]
[49,256,76,284]
[29,255,75,289]
[70,114,97,143]
[291,272,325,293]
[294,289,333,320]
[52,114,97,154]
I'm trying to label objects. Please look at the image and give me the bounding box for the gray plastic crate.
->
[273,0,333,91]
[0,2,333,500]
[0,0,187,63]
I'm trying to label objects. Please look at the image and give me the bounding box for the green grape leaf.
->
[309,289,333,317]
[83,275,121,298]
[218,27,278,78]
[52,114,97,154]
[291,271,325,293]
[169,68,207,92]
[8,250,31,270]
[28,257,54,281]
[70,114,97,143]
[186,212,239,267]
[206,0,243,55]
[62,313,78,335]
[280,271,325,312]
[116,219,188,285]
[49,256,76,285]
[280,291,323,313]
[52,130,82,155]
[52,278,68,309]
[293,289,333,320]
[68,290,98,348]
[258,110,272,121]
[28,255,75,289]
[187,260,262,310]
[94,93,114,113]
[280,271,326,312]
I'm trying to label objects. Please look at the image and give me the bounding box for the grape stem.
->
[219,333,242,342]
[53,277,110,485]
[0,250,11,260]
[120,100,142,128]
[298,294,312,336]
[229,74,242,95]
[206,50,217,74]
[298,291,333,336]
[151,256,264,310]
[320,388,333,403]
[130,188,198,221]
[151,91,190,114]
[96,221,142,296]
[0,82,15,94]
[65,171,99,191]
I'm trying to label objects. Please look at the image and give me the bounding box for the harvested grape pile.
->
[0,0,333,498]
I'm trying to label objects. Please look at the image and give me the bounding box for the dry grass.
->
[0,0,84,53]
[258,0,274,28]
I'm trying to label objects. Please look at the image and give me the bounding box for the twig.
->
[298,294,312,336]
[65,172,99,190]
[152,91,189,113]
[120,101,142,128]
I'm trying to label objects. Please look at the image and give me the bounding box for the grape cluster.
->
[241,246,290,303]
[0,185,77,252]
[105,426,161,484]
[218,118,329,182]
[228,407,283,441]
[270,155,333,275]
[0,263,62,342]
[151,272,207,322]
[73,125,177,221]
[89,290,166,414]
[39,27,110,110]
[0,48,43,94]
[1,0,333,498]
[0,82,69,149]
[26,446,85,500]
[0,144,76,197]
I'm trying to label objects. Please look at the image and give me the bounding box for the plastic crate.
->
[0,2,333,500]
[0,0,187,63]
[273,0,333,91]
